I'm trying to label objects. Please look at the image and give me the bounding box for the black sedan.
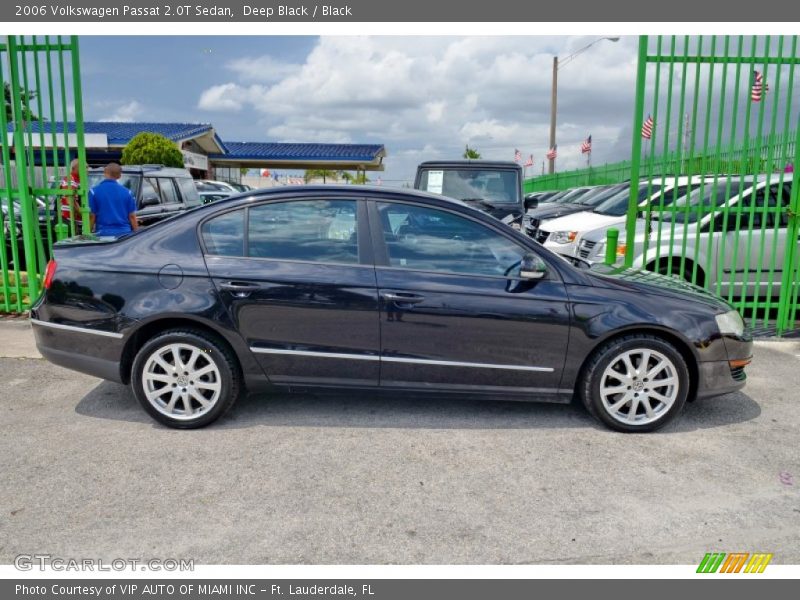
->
[30,186,752,432]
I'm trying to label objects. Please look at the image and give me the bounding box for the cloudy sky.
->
[80,36,639,184]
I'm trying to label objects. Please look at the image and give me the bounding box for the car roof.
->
[417,160,522,169]
[219,184,471,208]
[89,165,192,177]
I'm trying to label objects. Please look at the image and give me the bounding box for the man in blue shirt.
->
[89,163,139,237]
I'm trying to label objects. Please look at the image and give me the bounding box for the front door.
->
[370,200,570,397]
[201,198,380,387]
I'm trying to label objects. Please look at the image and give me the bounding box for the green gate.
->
[0,35,88,312]
[625,35,800,335]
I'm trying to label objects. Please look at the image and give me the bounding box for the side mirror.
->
[141,195,160,208]
[519,253,548,280]
[524,194,539,210]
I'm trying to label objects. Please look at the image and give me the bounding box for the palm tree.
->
[463,145,481,159]
[341,171,370,185]
[304,169,339,183]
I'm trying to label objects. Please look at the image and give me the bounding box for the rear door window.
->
[202,209,246,257]
[156,178,182,207]
[177,177,202,207]
[248,199,359,264]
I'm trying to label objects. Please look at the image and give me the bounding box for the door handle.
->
[381,291,425,305]
[219,281,261,297]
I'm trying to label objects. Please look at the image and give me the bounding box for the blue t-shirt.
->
[89,179,137,237]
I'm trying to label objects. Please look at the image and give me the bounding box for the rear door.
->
[155,177,185,219]
[722,181,793,297]
[369,200,570,396]
[201,197,380,387]
[136,177,163,227]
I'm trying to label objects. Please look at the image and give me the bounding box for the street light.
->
[548,37,620,174]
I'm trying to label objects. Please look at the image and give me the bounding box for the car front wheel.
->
[580,334,690,433]
[131,329,241,428]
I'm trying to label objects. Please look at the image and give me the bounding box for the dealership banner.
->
[4,0,800,22]
[4,579,798,599]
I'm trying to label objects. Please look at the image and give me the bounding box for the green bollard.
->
[605,228,619,266]
[54,222,69,242]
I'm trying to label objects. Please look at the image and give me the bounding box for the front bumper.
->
[695,359,749,399]
[696,332,752,399]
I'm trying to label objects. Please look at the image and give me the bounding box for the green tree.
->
[463,144,481,159]
[304,169,340,183]
[340,171,370,185]
[4,82,39,122]
[121,132,184,168]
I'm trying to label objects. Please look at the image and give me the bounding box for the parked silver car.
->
[577,174,797,298]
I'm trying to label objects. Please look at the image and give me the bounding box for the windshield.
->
[573,185,626,207]
[652,180,742,223]
[419,168,520,204]
[593,184,663,216]
[88,172,141,198]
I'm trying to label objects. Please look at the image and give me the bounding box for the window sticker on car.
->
[427,170,444,194]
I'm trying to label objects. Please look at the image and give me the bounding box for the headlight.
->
[715,310,745,337]
[550,231,578,244]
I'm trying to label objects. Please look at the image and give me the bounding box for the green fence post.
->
[6,36,40,304]
[625,36,649,268]
[70,36,90,232]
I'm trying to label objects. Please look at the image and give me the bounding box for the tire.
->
[579,334,690,433]
[131,328,241,429]
[653,259,703,287]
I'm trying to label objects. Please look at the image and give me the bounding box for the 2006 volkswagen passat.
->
[31,186,752,432]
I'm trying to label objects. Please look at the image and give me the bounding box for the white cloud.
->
[226,55,299,82]
[98,100,143,122]
[197,36,639,182]
[198,82,269,112]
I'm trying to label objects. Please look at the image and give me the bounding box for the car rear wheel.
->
[580,334,689,433]
[131,329,241,428]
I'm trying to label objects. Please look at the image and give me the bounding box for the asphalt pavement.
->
[1,319,798,564]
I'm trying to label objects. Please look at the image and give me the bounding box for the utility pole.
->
[548,56,558,174]
[548,37,619,176]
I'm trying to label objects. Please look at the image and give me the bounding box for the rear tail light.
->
[43,259,57,289]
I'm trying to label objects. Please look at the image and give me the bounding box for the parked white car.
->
[578,174,797,298]
[540,176,711,259]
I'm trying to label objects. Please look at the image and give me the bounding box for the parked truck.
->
[414,160,532,230]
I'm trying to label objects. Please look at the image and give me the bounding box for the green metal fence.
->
[623,35,800,335]
[525,128,797,193]
[0,35,88,312]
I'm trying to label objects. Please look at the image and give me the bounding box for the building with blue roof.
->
[7,121,386,180]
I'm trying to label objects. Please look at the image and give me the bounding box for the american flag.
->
[641,114,654,140]
[546,145,557,160]
[514,148,522,162]
[581,135,592,154]
[524,154,534,167]
[751,70,769,102]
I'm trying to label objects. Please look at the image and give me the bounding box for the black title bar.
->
[5,0,800,22]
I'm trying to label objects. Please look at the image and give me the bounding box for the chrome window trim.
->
[249,347,553,372]
[250,348,380,361]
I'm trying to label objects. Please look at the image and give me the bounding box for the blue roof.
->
[211,141,385,161]
[7,122,384,164]
[9,121,218,146]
